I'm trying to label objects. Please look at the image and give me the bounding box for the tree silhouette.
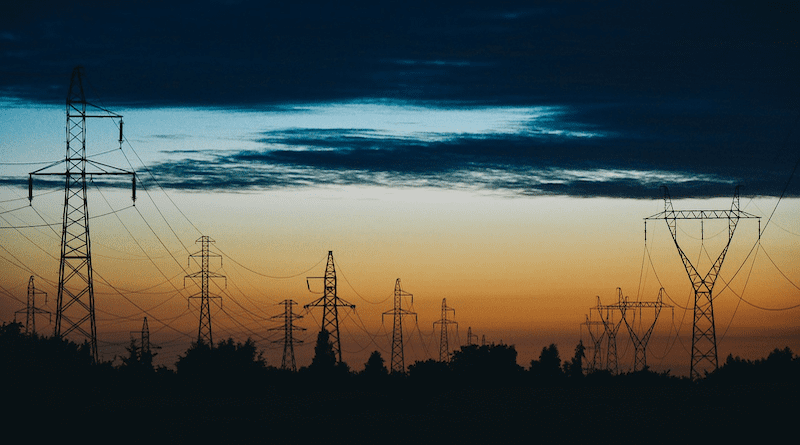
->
[529,343,563,383]
[562,341,586,379]
[305,329,349,379]
[175,337,266,385]
[450,343,523,385]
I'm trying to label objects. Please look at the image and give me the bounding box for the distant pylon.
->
[596,291,625,374]
[381,279,416,373]
[645,186,759,379]
[28,67,135,362]
[433,298,457,362]
[620,288,672,371]
[185,236,225,345]
[581,312,605,373]
[269,300,305,371]
[305,251,355,364]
[141,317,151,357]
[14,276,50,335]
[466,326,478,346]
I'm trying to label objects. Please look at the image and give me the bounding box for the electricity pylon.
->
[381,278,416,374]
[646,186,759,379]
[581,312,605,373]
[305,251,355,364]
[28,67,135,362]
[14,276,50,335]
[620,288,672,371]
[141,317,151,358]
[596,290,625,374]
[269,299,305,371]
[433,298,457,362]
[185,236,225,345]
[466,326,478,346]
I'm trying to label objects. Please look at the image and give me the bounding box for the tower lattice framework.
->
[382,279,416,373]
[305,251,354,364]
[270,299,305,371]
[581,312,605,373]
[14,276,50,335]
[646,186,759,379]
[434,298,457,362]
[185,236,225,345]
[28,67,134,362]
[620,288,672,371]
[596,291,625,374]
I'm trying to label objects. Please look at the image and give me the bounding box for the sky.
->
[1,0,798,375]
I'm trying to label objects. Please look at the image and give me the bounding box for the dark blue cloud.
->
[138,118,798,198]
[1,0,797,198]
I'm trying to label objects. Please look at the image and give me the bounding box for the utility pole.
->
[269,299,305,371]
[305,251,354,364]
[645,186,759,379]
[185,236,225,345]
[596,290,625,374]
[28,67,135,362]
[14,276,50,335]
[620,288,672,371]
[382,278,416,374]
[433,298,457,362]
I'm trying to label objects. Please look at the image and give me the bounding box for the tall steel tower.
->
[28,67,134,362]
[596,291,625,374]
[269,299,305,371]
[140,317,151,358]
[381,278,416,374]
[646,186,759,379]
[466,326,478,346]
[581,312,605,373]
[305,251,354,364]
[14,276,50,335]
[433,298,457,362]
[620,288,671,371]
[185,236,225,345]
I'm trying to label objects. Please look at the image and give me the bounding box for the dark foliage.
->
[562,341,586,380]
[450,343,524,385]
[706,347,800,384]
[175,337,267,385]
[300,329,350,381]
[1,323,798,442]
[529,343,564,384]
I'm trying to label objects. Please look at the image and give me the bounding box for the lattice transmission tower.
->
[620,288,672,371]
[140,317,151,359]
[305,251,355,364]
[14,276,51,335]
[433,298,457,362]
[581,312,605,373]
[596,290,625,374]
[185,236,225,345]
[466,326,478,346]
[28,67,135,362]
[269,299,305,371]
[645,186,759,379]
[381,278,416,374]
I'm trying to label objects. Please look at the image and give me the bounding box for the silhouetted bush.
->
[529,343,564,384]
[175,337,267,386]
[450,343,524,385]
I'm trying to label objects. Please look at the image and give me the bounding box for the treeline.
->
[3,322,798,442]
[2,321,798,393]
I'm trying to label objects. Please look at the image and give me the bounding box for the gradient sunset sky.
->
[1,0,798,374]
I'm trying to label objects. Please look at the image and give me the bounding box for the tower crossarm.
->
[645,209,760,220]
